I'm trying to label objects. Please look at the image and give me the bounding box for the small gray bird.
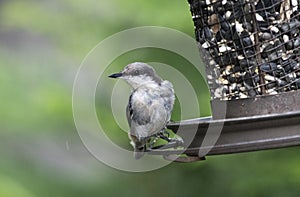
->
[109,62,175,159]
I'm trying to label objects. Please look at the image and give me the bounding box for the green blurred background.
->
[1,0,300,196]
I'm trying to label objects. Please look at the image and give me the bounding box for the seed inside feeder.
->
[189,0,300,100]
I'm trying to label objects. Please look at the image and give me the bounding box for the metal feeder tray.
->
[148,91,300,162]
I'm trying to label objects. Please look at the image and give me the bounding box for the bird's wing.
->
[126,91,168,140]
[126,93,151,127]
[126,103,132,127]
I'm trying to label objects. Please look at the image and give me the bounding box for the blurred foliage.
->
[0,0,300,197]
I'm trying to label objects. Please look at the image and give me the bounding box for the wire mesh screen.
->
[188,0,300,100]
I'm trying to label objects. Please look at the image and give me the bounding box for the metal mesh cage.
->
[188,0,300,100]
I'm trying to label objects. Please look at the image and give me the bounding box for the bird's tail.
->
[129,134,147,159]
[134,146,146,159]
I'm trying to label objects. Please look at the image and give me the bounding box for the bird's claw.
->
[147,129,184,151]
[149,137,159,149]
[162,129,170,138]
[148,137,184,150]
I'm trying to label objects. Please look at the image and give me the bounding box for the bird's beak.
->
[108,72,123,78]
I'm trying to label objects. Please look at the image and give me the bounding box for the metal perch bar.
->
[148,91,300,161]
[169,110,300,156]
[148,110,300,158]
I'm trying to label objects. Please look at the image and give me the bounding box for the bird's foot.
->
[162,129,170,138]
[149,137,184,150]
[158,132,171,142]
[148,136,159,149]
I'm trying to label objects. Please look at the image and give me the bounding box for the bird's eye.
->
[134,70,139,75]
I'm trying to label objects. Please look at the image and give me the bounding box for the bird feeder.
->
[150,0,300,162]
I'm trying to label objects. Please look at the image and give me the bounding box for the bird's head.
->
[108,62,162,89]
